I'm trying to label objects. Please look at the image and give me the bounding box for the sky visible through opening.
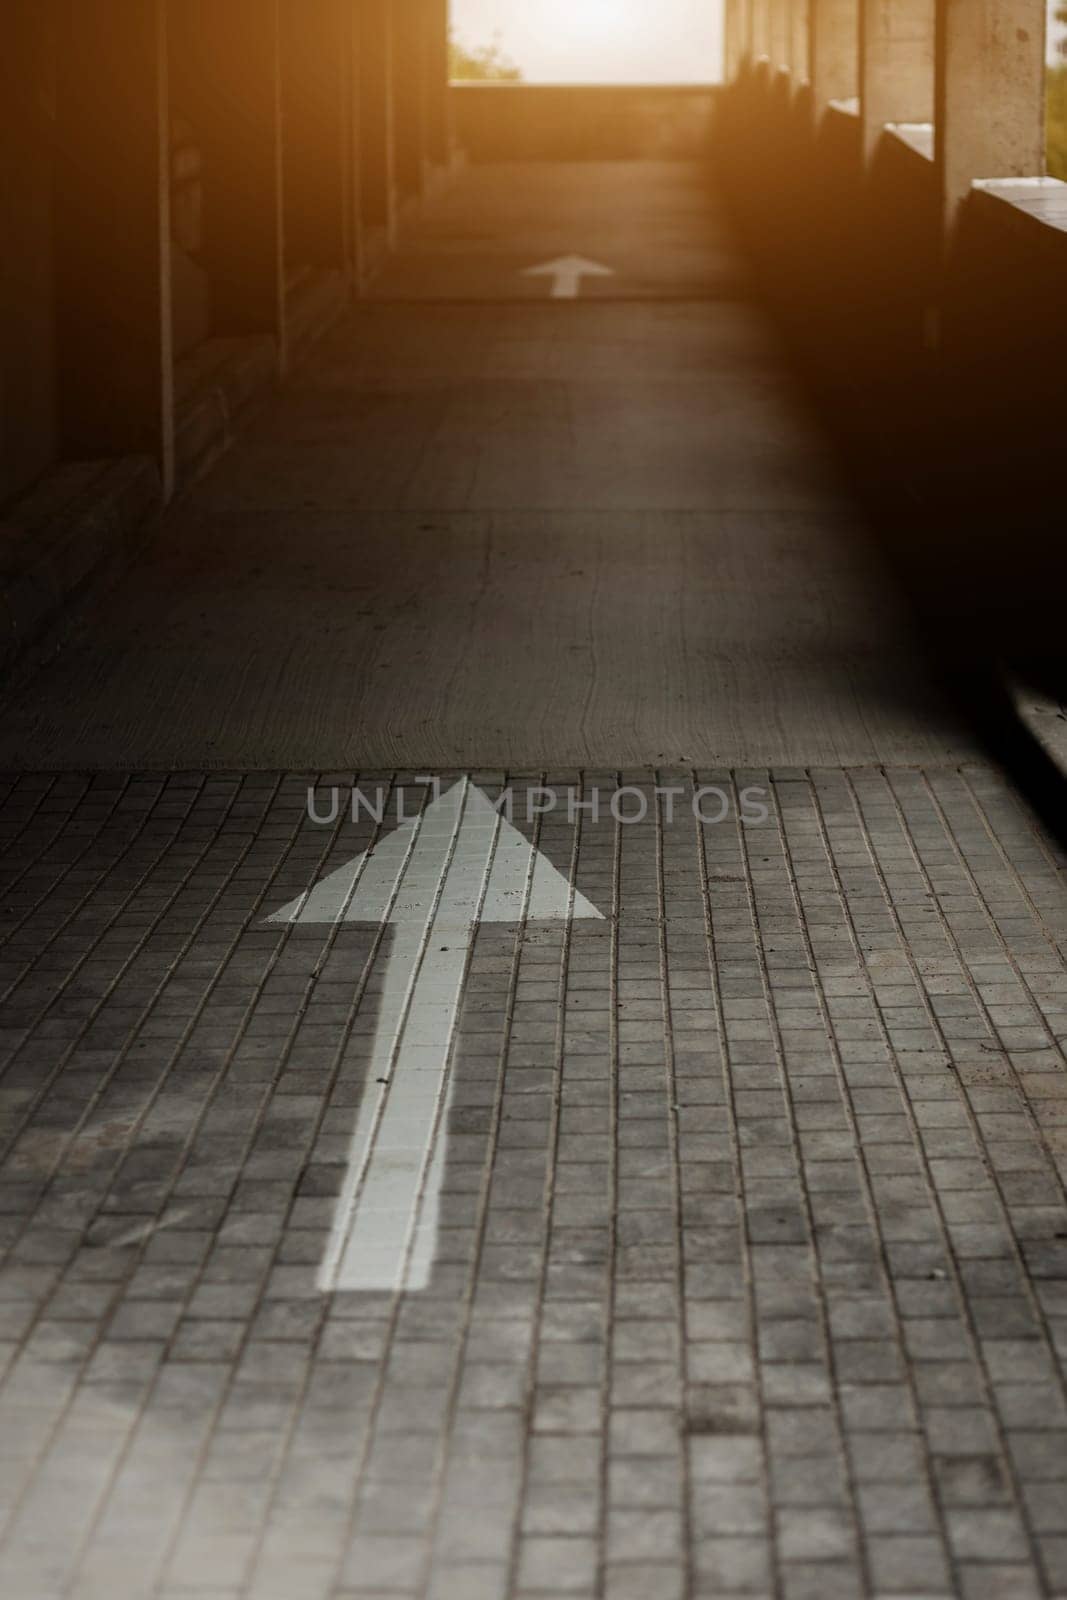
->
[1052,0,1067,63]
[450,0,724,85]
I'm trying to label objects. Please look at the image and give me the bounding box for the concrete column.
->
[358,0,397,242]
[810,0,859,115]
[935,0,1047,225]
[792,1,812,82]
[860,0,934,160]
[343,0,365,282]
[281,0,350,273]
[768,0,793,69]
[421,0,451,168]
[750,0,771,59]
[392,0,427,201]
[55,0,174,495]
[725,0,750,76]
[0,3,61,502]
[170,0,287,367]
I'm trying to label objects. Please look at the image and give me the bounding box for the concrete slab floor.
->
[0,164,974,771]
[363,163,744,302]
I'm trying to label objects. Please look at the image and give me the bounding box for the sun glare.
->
[564,0,638,39]
[451,0,723,86]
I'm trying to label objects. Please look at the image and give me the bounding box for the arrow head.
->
[269,782,604,926]
[522,255,615,279]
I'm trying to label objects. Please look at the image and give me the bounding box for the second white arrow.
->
[522,254,615,299]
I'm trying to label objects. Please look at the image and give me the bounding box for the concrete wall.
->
[0,0,453,514]
[453,85,718,162]
[717,58,1067,682]
[0,2,60,506]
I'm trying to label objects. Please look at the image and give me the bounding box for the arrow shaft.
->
[551,269,580,300]
[320,781,498,1293]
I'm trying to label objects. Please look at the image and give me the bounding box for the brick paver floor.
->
[1,767,1066,1600]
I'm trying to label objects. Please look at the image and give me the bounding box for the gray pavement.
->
[1,768,1066,1599]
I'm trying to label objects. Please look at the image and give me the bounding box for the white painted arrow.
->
[522,254,615,299]
[269,780,602,1294]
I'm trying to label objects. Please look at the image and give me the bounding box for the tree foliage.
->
[448,29,523,82]
[1047,8,1067,178]
[1049,67,1067,179]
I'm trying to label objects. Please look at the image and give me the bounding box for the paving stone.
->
[1,766,1066,1596]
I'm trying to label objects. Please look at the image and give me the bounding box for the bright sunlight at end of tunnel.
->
[449,0,725,84]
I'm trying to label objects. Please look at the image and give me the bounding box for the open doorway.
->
[449,0,724,86]
[448,0,724,161]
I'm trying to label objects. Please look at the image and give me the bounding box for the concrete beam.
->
[935,0,1047,226]
[55,0,174,495]
[811,0,859,116]
[860,0,934,161]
